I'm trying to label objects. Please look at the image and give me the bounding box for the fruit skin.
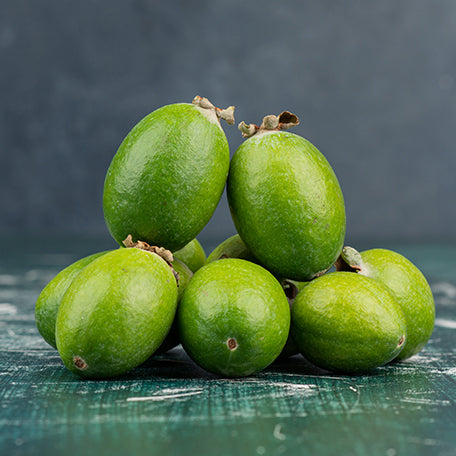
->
[103,102,231,251]
[206,234,307,359]
[206,234,259,264]
[349,248,435,361]
[35,251,108,349]
[227,130,346,281]
[154,258,193,354]
[178,258,290,377]
[173,238,206,273]
[279,280,309,359]
[55,248,178,378]
[291,272,407,373]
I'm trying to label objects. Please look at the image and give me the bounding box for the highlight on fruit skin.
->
[227,110,346,282]
[336,246,435,361]
[103,96,235,252]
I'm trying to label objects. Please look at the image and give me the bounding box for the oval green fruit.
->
[56,247,178,378]
[173,238,206,273]
[337,246,435,361]
[291,272,407,373]
[35,250,108,349]
[227,112,345,281]
[103,96,234,251]
[178,258,290,377]
[206,234,306,360]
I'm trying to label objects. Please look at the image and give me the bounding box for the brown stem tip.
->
[192,95,235,125]
[123,235,180,284]
[238,111,299,138]
[73,356,88,370]
[226,338,238,351]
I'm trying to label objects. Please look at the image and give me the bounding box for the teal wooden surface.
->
[1,237,456,456]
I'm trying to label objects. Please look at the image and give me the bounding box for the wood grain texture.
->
[1,238,455,456]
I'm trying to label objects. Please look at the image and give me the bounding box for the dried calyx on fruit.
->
[123,235,179,284]
[238,111,299,138]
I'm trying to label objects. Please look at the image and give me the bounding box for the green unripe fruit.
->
[56,246,178,378]
[291,272,407,373]
[227,112,345,281]
[178,259,290,377]
[35,250,108,349]
[154,258,193,355]
[103,96,234,251]
[173,238,206,273]
[336,246,435,361]
[206,234,259,264]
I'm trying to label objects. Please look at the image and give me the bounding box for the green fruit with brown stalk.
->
[336,246,435,361]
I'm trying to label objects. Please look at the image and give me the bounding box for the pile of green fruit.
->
[35,96,435,378]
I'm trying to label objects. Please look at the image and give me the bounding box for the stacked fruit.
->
[35,96,435,378]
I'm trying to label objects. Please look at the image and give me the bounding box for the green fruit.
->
[173,258,193,301]
[154,258,193,355]
[56,247,178,378]
[173,238,206,273]
[206,234,259,264]
[103,96,234,251]
[278,279,309,359]
[178,258,290,377]
[337,246,435,361]
[206,235,306,360]
[227,112,345,281]
[291,272,407,373]
[35,251,108,349]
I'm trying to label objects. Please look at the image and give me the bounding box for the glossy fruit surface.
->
[340,247,435,361]
[178,258,290,377]
[227,114,345,281]
[206,234,259,264]
[173,238,206,273]
[291,272,407,373]
[56,248,178,378]
[103,97,232,251]
[278,279,309,358]
[154,258,193,354]
[35,251,108,348]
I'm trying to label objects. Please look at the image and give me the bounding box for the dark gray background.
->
[1,1,455,248]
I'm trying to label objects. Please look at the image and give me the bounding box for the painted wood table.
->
[1,237,455,456]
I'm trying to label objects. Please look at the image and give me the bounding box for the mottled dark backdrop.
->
[1,1,455,248]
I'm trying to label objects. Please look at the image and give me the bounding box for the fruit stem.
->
[192,95,235,125]
[335,246,364,273]
[123,235,180,284]
[238,111,299,138]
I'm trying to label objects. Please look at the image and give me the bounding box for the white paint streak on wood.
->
[435,318,456,329]
[126,389,204,402]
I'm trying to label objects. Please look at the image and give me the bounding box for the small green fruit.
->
[227,112,345,281]
[56,246,178,378]
[291,272,407,373]
[35,251,108,349]
[206,234,259,264]
[154,258,193,355]
[173,238,206,273]
[337,246,435,361]
[103,96,234,251]
[178,258,290,377]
